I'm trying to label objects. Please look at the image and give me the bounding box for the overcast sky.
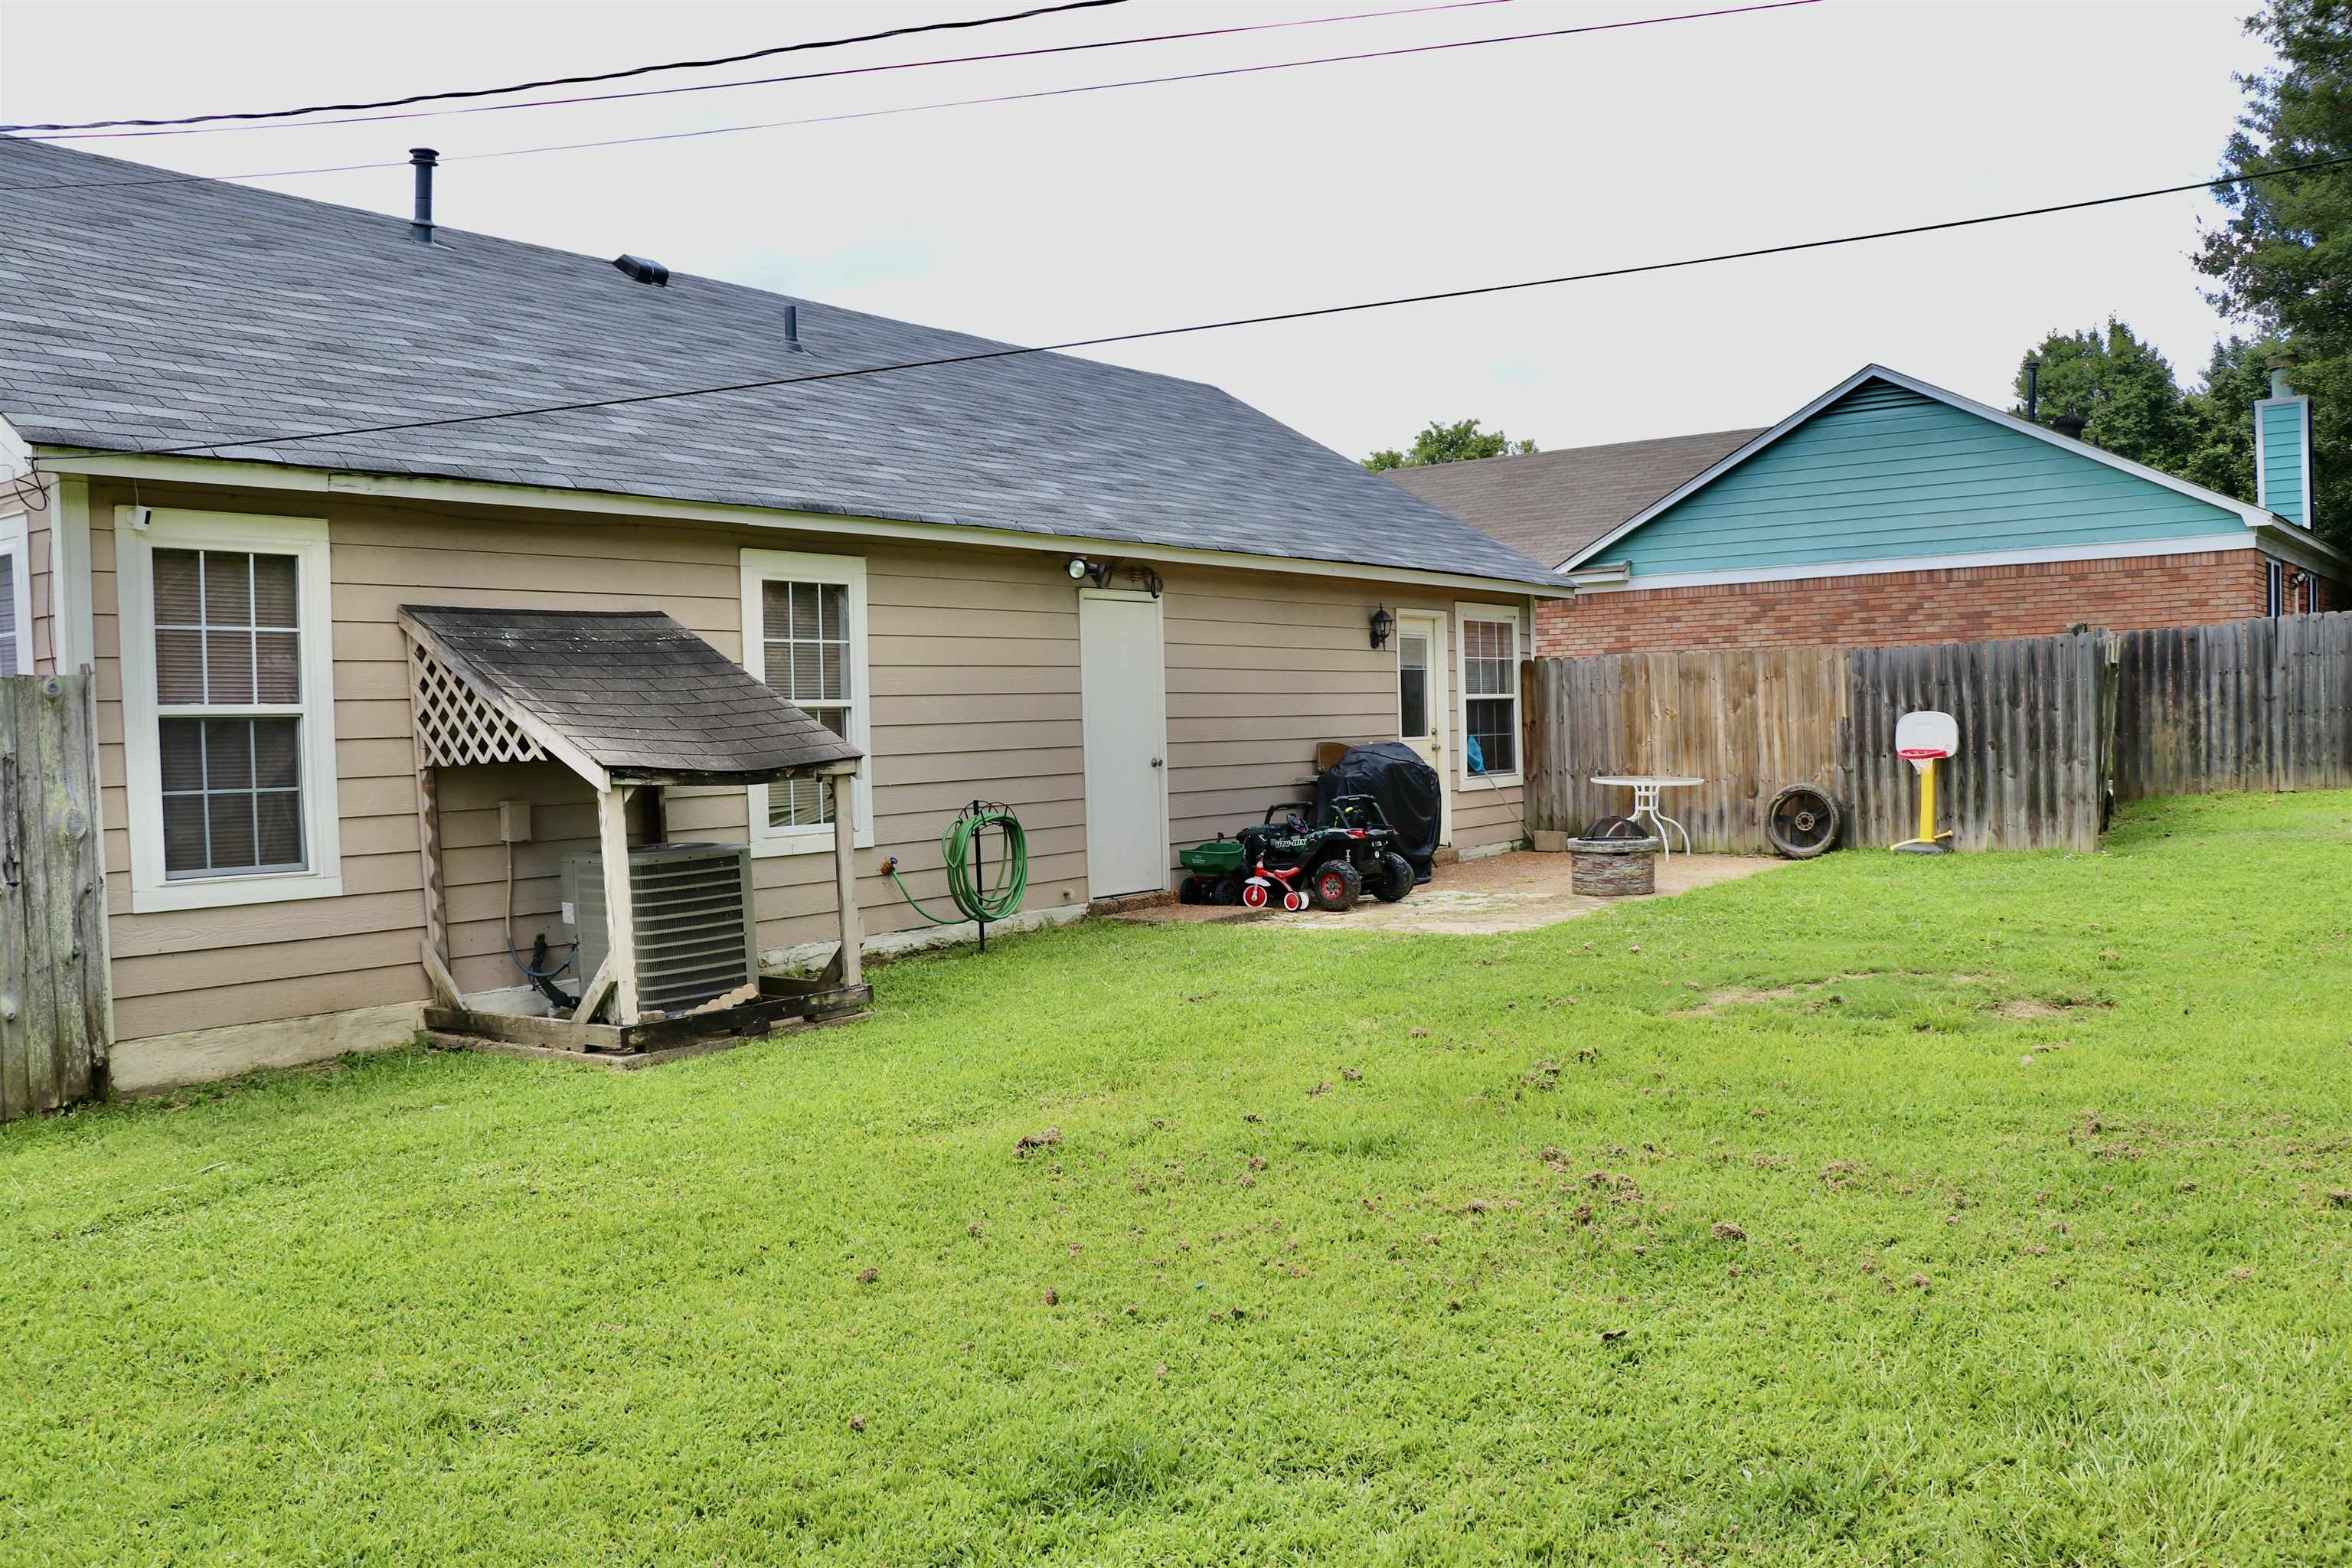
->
[0,0,2278,459]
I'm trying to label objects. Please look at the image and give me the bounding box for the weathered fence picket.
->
[2,671,109,1122]
[1528,610,2352,855]
[2112,612,2352,800]
[1527,629,2113,853]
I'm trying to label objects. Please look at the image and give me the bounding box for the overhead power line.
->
[0,0,1820,194]
[28,0,1523,141]
[0,0,1131,134]
[83,155,2352,466]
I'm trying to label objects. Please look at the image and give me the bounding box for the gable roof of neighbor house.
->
[1380,427,1762,570]
[1565,364,2331,575]
[401,606,862,785]
[0,137,1566,591]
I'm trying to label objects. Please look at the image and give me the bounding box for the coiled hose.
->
[887,805,1027,926]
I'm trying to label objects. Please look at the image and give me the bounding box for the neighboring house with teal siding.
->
[1391,364,2347,658]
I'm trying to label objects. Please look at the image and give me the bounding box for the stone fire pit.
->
[1565,835,1661,897]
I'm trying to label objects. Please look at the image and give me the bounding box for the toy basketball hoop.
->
[1892,710,1957,854]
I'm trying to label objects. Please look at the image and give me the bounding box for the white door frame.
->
[1076,587,1170,898]
[1394,607,1452,847]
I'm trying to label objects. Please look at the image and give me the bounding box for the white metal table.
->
[1589,775,1704,858]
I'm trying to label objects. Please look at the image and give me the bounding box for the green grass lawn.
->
[6,792,2351,1566]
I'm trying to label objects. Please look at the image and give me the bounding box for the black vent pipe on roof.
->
[409,148,437,246]
[2023,357,2040,424]
[613,253,671,287]
[782,303,807,353]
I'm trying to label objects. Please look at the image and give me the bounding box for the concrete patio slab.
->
[1109,850,1791,936]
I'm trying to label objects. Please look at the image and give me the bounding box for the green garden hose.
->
[885,805,1027,926]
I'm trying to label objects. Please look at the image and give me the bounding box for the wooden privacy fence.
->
[1525,630,2114,854]
[2,671,109,1122]
[2112,611,2352,801]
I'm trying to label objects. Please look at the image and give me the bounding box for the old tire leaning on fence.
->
[1764,785,1842,859]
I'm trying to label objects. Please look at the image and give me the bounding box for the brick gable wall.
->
[1537,550,2344,658]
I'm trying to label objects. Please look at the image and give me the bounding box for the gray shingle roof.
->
[1380,428,1763,569]
[403,606,861,784]
[0,139,1566,590]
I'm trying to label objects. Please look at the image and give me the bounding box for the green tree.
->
[2177,335,2285,504]
[2011,319,2194,472]
[2196,0,2352,544]
[1363,418,1536,470]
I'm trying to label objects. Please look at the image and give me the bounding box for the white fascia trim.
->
[1565,562,1629,588]
[1452,600,1524,791]
[1586,533,2261,593]
[2251,519,2344,577]
[32,448,1577,600]
[1560,362,2281,572]
[54,475,93,671]
[740,548,874,858]
[116,508,345,914]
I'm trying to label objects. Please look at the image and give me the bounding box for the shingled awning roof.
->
[398,606,861,786]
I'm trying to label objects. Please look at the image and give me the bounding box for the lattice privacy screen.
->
[406,633,546,767]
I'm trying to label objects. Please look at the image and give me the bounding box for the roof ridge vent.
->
[612,254,670,287]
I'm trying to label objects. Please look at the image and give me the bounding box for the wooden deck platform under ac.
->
[421,975,873,1070]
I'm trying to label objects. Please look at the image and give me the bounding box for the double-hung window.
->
[1456,604,1523,783]
[740,548,871,855]
[0,512,28,675]
[118,510,341,913]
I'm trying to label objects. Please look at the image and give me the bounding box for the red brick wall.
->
[1537,550,2343,658]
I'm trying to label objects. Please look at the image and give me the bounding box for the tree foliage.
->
[2010,319,2197,472]
[2195,0,2352,544]
[2010,323,2287,514]
[1363,418,1536,471]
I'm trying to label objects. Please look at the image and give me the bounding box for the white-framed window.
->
[116,508,341,913]
[0,511,28,675]
[740,547,872,856]
[1455,602,1523,786]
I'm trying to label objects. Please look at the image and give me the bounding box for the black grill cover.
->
[1312,742,1442,881]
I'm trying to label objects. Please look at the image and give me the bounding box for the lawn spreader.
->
[1178,794,1415,913]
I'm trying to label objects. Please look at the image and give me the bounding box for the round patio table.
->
[1589,775,1704,858]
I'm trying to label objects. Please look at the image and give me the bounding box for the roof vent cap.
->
[612,254,670,288]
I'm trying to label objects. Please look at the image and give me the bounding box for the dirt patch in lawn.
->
[1997,998,2112,1021]
[1680,972,2005,1018]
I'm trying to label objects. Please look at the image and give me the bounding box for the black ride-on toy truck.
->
[1177,795,1415,913]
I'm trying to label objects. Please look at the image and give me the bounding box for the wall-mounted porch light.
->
[1368,604,1395,651]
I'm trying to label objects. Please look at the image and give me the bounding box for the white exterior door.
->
[1079,590,1169,897]
[1396,610,1452,846]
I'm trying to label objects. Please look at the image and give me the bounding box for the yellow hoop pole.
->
[1893,757,1955,853]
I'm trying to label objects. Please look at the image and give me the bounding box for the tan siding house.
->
[1,136,1563,1091]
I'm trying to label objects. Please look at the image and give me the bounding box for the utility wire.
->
[0,0,1131,133]
[86,154,2351,466]
[28,0,1522,141]
[0,0,1818,193]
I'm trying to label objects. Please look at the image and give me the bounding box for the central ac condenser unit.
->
[561,842,760,1015]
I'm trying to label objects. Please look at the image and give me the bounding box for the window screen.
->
[1462,618,1517,776]
[151,547,307,878]
[160,718,305,876]
[0,549,17,675]
[761,580,851,827]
